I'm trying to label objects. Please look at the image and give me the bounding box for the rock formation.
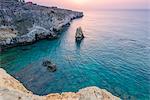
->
[42,60,57,72]
[0,0,83,51]
[75,27,84,41]
[0,68,120,100]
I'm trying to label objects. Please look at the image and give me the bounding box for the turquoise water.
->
[0,10,150,99]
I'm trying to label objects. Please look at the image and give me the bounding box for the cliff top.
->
[0,68,120,100]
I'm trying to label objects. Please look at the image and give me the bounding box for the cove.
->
[0,11,150,99]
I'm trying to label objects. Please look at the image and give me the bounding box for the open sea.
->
[0,10,150,99]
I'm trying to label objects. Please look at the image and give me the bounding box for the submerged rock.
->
[42,60,52,66]
[75,27,84,41]
[42,60,57,72]
[47,64,57,72]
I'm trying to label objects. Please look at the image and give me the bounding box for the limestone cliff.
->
[0,0,83,50]
[0,68,120,100]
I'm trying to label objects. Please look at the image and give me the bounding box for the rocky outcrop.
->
[0,68,120,100]
[0,0,83,51]
[75,27,84,41]
[0,68,30,94]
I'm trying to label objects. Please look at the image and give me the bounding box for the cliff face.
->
[0,68,120,100]
[0,0,83,50]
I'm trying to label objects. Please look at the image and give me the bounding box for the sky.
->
[26,0,150,11]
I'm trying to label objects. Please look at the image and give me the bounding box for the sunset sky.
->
[26,0,149,11]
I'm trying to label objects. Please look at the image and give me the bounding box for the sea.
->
[1,10,150,99]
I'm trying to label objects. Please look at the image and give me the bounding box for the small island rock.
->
[75,27,84,41]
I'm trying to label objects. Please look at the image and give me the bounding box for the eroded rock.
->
[75,27,84,41]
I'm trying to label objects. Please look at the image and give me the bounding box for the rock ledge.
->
[0,68,120,100]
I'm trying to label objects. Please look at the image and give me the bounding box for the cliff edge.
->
[0,68,120,100]
[0,0,83,51]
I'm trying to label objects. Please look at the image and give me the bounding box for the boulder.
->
[75,27,84,41]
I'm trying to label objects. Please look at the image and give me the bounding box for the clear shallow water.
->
[1,10,150,99]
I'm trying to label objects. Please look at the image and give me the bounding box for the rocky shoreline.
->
[0,0,83,51]
[0,1,120,100]
[0,68,120,100]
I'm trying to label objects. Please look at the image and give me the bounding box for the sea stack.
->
[75,27,84,41]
